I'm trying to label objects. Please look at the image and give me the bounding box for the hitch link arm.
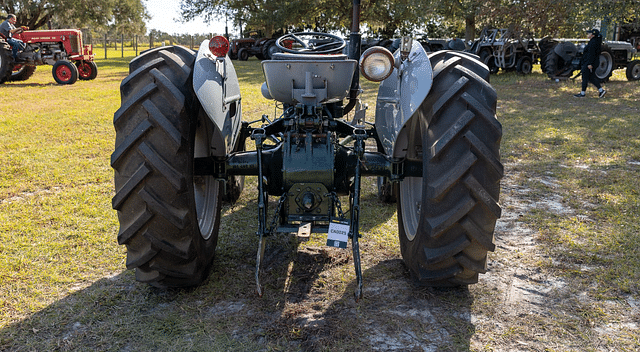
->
[351,129,366,300]
[252,128,268,297]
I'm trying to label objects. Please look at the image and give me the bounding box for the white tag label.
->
[327,220,350,248]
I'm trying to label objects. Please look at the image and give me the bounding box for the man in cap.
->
[574,28,606,98]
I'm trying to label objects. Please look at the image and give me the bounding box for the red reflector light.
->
[209,36,229,57]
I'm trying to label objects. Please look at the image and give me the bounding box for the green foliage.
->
[179,0,432,37]
[1,0,148,35]
[478,0,640,37]
[177,0,640,39]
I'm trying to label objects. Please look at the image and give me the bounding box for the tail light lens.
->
[209,36,230,57]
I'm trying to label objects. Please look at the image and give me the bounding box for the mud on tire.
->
[112,45,221,288]
[397,50,503,286]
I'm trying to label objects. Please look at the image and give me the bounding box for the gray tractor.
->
[111,0,503,299]
[545,39,639,81]
[468,26,538,75]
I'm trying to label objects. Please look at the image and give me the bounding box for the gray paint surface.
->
[375,41,433,158]
[193,40,243,155]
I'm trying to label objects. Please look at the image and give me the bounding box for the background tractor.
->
[229,36,281,60]
[112,0,502,299]
[468,27,539,74]
[544,39,639,81]
[0,28,96,85]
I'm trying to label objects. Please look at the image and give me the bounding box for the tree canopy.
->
[1,0,148,34]
[179,0,432,37]
[154,0,640,40]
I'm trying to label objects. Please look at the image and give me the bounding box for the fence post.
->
[150,34,153,49]
[135,35,138,56]
[104,34,107,59]
[121,34,124,57]
[191,35,194,50]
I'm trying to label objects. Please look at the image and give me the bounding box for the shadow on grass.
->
[3,82,60,87]
[0,213,473,351]
[265,258,475,351]
[0,268,474,351]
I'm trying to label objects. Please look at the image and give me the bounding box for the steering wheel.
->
[276,32,346,55]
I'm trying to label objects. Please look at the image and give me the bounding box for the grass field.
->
[1,46,639,351]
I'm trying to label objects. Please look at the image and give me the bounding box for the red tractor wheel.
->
[52,60,78,84]
[76,60,98,80]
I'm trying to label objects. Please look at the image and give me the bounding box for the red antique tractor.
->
[0,28,96,84]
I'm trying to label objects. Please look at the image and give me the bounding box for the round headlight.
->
[359,46,394,82]
[209,35,230,58]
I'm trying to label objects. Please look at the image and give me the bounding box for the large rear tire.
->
[545,51,563,77]
[262,40,279,60]
[9,64,36,81]
[112,45,221,288]
[595,47,613,82]
[482,54,499,74]
[0,42,14,84]
[238,48,249,61]
[397,51,503,286]
[538,37,558,74]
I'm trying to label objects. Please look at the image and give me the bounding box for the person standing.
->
[574,29,606,98]
[0,14,26,62]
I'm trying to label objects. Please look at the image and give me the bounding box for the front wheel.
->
[516,56,532,74]
[398,51,503,286]
[238,48,249,61]
[112,46,221,288]
[626,60,640,81]
[52,60,78,84]
[76,60,98,80]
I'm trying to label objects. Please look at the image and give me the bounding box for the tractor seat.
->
[271,52,348,61]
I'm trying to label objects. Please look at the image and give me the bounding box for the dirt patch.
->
[203,163,639,350]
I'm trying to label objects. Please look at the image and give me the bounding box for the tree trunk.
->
[264,24,273,38]
[465,15,476,42]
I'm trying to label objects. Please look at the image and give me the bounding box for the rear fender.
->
[554,42,578,63]
[374,40,433,158]
[193,40,242,156]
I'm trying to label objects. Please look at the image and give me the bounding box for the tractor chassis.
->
[194,119,422,299]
